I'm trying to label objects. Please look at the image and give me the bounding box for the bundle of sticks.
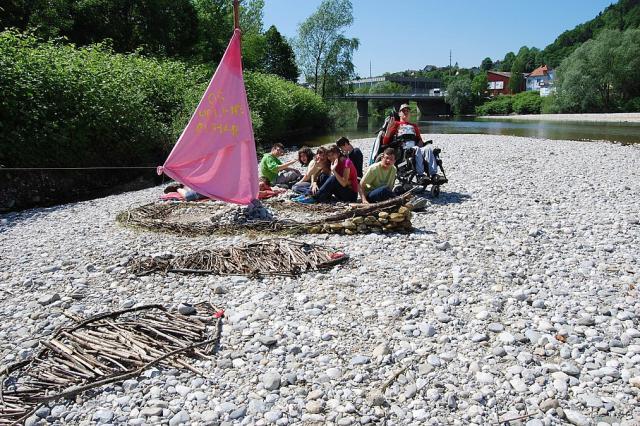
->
[128,238,348,277]
[116,203,301,236]
[0,303,223,425]
[263,198,347,216]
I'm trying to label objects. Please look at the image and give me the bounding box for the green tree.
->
[516,46,531,71]
[241,32,268,71]
[192,0,264,62]
[499,52,516,72]
[471,71,488,99]
[515,46,542,72]
[10,0,200,56]
[446,77,474,115]
[0,0,33,30]
[262,25,299,82]
[239,0,264,35]
[509,57,525,94]
[236,0,265,70]
[554,28,640,112]
[318,35,359,97]
[294,0,358,97]
[368,81,410,113]
[192,0,229,61]
[68,0,199,56]
[480,57,493,71]
[24,0,74,38]
[542,0,640,67]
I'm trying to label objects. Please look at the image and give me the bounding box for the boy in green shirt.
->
[358,148,397,204]
[259,143,300,186]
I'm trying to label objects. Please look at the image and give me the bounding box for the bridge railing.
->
[340,92,446,99]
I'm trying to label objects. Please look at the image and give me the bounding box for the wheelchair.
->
[371,112,448,197]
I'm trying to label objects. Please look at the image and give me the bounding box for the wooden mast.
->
[233,0,240,30]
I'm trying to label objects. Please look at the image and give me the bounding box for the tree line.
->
[1,0,363,98]
[0,0,301,82]
[449,25,640,115]
[0,0,366,170]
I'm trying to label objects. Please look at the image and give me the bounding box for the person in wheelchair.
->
[382,103,439,182]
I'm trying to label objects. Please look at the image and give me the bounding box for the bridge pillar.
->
[356,100,369,128]
[416,101,428,118]
[417,100,450,117]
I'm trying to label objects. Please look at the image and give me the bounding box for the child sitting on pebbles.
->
[292,147,331,195]
[259,143,301,187]
[293,145,358,204]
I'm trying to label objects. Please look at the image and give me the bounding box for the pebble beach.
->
[1,134,639,425]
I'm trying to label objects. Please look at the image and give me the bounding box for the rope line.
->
[0,166,158,171]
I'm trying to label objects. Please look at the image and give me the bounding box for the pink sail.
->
[158,29,258,205]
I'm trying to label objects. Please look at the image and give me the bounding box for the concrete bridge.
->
[335,93,450,126]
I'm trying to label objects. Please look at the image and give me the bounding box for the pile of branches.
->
[0,303,223,425]
[117,192,414,237]
[128,238,348,277]
[116,202,301,236]
[263,198,346,216]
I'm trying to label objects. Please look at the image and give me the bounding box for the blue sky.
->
[262,0,615,77]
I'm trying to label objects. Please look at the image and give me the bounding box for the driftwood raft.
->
[117,192,415,236]
[128,238,349,277]
[0,303,223,425]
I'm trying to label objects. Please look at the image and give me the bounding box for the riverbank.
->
[480,112,640,123]
[1,134,639,425]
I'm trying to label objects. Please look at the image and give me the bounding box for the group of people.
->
[258,138,367,203]
[258,103,438,205]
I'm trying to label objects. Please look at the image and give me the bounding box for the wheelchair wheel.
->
[431,185,441,198]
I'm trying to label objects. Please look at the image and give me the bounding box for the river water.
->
[292,116,640,147]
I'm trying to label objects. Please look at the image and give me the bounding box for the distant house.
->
[487,71,526,96]
[526,65,556,97]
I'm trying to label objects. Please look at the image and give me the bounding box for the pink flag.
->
[158,29,258,205]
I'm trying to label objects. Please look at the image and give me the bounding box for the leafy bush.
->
[512,91,542,114]
[541,94,560,114]
[476,95,513,115]
[0,31,203,167]
[476,91,543,115]
[0,31,329,167]
[623,97,640,112]
[244,71,329,142]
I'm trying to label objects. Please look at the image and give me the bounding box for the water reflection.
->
[287,116,640,148]
[423,117,640,144]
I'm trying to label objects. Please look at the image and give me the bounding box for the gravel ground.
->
[479,113,640,123]
[1,134,639,426]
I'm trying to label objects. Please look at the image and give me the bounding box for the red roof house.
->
[526,65,555,95]
[487,71,526,96]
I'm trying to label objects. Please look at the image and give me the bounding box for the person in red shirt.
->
[383,103,423,146]
[293,145,358,203]
[383,104,438,178]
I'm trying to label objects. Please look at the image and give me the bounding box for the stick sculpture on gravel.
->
[0,303,224,425]
[127,238,348,277]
